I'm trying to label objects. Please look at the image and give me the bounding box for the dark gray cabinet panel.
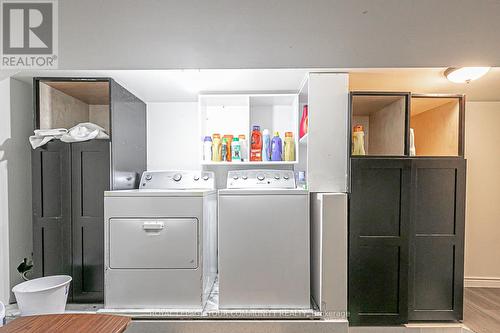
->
[349,158,411,325]
[71,140,110,302]
[32,141,72,279]
[110,80,147,190]
[349,157,466,325]
[408,158,466,321]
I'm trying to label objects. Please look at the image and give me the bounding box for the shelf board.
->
[201,160,298,166]
[299,133,308,144]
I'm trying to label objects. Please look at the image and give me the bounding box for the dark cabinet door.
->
[71,140,110,302]
[408,158,466,321]
[349,158,411,325]
[32,141,72,281]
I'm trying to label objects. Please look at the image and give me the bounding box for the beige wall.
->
[411,101,459,156]
[369,99,405,155]
[464,102,500,283]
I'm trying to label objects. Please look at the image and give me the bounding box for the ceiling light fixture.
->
[444,67,491,83]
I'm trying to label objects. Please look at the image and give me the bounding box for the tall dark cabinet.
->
[31,78,146,302]
[348,92,466,325]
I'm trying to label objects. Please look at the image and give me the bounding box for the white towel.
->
[29,122,109,149]
[34,128,67,137]
[60,122,109,143]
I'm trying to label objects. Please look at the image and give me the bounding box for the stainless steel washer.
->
[104,171,217,310]
[218,169,310,309]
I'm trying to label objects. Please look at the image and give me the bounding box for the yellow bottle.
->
[284,132,295,161]
[212,134,222,161]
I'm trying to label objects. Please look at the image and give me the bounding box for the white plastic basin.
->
[12,275,72,316]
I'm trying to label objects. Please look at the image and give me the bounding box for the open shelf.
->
[36,79,110,133]
[410,95,462,156]
[199,93,299,164]
[351,93,408,156]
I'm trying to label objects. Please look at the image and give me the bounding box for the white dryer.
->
[218,169,310,309]
[104,170,217,310]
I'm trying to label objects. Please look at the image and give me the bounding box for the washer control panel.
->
[140,171,215,189]
[226,169,296,189]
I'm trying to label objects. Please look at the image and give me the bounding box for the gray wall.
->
[56,0,500,70]
[0,78,33,304]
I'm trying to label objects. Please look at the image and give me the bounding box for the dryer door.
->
[109,218,198,269]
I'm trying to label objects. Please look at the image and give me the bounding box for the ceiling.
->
[349,68,500,102]
[13,68,500,103]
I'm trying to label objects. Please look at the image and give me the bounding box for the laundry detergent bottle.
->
[231,137,241,161]
[262,129,271,161]
[238,134,247,161]
[203,136,212,162]
[250,125,262,161]
[271,131,282,161]
[212,134,222,161]
[284,131,295,161]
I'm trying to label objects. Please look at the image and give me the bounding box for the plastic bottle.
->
[271,131,282,161]
[284,131,295,161]
[262,129,271,161]
[223,135,233,162]
[231,137,241,161]
[352,125,366,156]
[221,137,228,161]
[299,105,308,139]
[238,134,247,161]
[250,125,262,161]
[212,134,222,161]
[203,136,212,162]
[296,171,307,189]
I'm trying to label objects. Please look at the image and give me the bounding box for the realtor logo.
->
[1,0,58,68]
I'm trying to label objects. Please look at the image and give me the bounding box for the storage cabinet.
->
[348,157,466,325]
[408,158,466,321]
[32,78,146,302]
[32,140,110,301]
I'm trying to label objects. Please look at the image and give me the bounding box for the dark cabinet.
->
[71,141,110,302]
[32,141,110,302]
[31,77,147,302]
[348,157,466,325]
[408,158,466,321]
[349,158,411,325]
[32,141,72,279]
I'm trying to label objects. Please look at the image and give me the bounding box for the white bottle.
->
[238,135,247,161]
[203,136,212,161]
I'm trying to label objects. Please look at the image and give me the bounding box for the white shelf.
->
[201,160,298,166]
[299,133,308,145]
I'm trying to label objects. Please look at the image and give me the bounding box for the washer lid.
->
[105,189,217,197]
[218,188,308,195]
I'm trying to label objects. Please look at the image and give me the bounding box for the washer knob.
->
[203,175,209,181]
[233,175,239,180]
[242,175,248,180]
[257,174,265,181]
[173,173,182,182]
[283,175,289,180]
[145,174,152,181]
[193,175,200,181]
[274,175,280,180]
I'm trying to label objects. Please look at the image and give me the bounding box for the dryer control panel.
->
[140,171,215,189]
[226,169,296,189]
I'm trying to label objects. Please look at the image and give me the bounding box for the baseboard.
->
[464,276,500,288]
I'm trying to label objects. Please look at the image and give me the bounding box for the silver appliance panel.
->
[226,169,295,189]
[140,170,215,190]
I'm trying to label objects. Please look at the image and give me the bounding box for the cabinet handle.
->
[142,222,164,231]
